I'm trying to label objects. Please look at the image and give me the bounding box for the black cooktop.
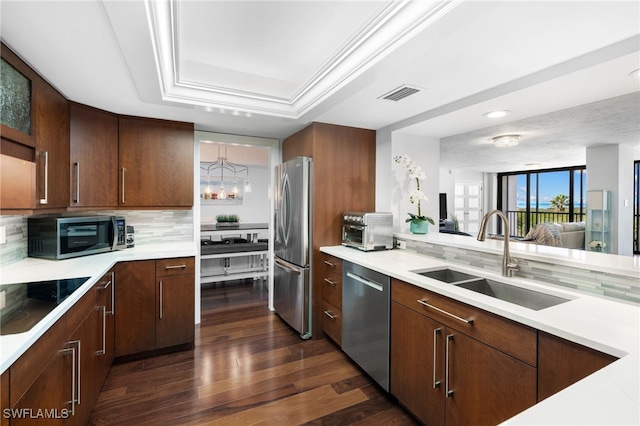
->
[1,276,90,335]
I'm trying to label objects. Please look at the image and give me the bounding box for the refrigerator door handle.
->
[275,257,302,275]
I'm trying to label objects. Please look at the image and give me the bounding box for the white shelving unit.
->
[200,224,269,283]
[585,190,610,253]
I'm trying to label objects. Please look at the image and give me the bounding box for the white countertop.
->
[321,245,640,425]
[0,242,197,374]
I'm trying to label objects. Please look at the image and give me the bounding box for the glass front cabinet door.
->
[585,190,610,253]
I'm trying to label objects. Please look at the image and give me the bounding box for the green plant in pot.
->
[395,155,435,234]
[216,214,239,226]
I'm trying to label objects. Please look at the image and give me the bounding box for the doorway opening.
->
[194,131,280,322]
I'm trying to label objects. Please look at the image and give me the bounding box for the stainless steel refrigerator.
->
[273,156,312,339]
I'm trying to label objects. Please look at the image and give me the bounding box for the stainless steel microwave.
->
[28,215,127,260]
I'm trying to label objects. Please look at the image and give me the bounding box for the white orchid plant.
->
[394,155,435,225]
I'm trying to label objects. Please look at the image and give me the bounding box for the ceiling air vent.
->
[378,85,422,101]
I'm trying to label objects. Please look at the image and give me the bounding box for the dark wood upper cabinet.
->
[1,42,36,149]
[33,74,69,209]
[69,103,119,208]
[118,116,194,207]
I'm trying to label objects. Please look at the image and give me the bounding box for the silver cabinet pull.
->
[109,271,115,315]
[446,334,454,397]
[38,151,49,204]
[159,280,163,319]
[323,310,337,320]
[165,264,187,270]
[323,260,336,268]
[65,340,82,407]
[433,327,441,389]
[120,167,126,204]
[73,161,80,203]
[417,299,473,324]
[96,306,106,355]
[323,278,337,286]
[60,345,77,415]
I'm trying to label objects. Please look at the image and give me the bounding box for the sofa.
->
[524,222,585,249]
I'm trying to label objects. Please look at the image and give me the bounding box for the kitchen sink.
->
[454,278,571,311]
[415,268,480,283]
[413,268,571,311]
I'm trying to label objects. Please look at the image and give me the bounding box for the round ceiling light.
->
[483,110,510,118]
[628,69,640,78]
[492,134,520,147]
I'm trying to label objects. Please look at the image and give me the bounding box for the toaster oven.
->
[342,212,394,251]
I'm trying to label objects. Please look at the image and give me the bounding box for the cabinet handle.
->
[165,264,187,270]
[60,344,77,415]
[96,306,106,356]
[65,340,82,407]
[38,151,49,204]
[323,260,335,268]
[445,334,454,398]
[323,310,337,320]
[109,271,115,315]
[323,278,337,286]
[417,299,473,324]
[433,328,441,389]
[73,162,80,203]
[159,280,163,319]
[121,167,126,204]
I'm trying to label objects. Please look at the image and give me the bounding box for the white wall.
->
[586,144,634,255]
[200,165,270,225]
[388,132,440,233]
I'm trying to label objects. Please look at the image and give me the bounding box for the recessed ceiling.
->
[1,0,638,173]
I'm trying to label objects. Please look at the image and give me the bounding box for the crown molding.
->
[145,0,463,118]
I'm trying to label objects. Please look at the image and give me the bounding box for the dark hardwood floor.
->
[88,279,418,425]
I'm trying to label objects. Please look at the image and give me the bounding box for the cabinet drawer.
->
[392,279,537,367]
[156,257,195,277]
[322,300,342,346]
[321,253,342,276]
[322,270,342,309]
[9,315,68,406]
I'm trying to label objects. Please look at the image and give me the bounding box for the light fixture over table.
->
[492,134,520,147]
[201,146,252,200]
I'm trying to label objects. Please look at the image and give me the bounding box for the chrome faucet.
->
[477,209,519,277]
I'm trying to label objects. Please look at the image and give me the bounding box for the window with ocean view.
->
[498,166,587,238]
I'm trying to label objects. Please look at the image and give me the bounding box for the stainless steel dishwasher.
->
[342,261,390,391]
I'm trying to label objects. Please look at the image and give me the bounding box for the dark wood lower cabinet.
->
[115,258,195,357]
[391,303,444,425]
[538,331,617,401]
[446,330,537,425]
[114,260,156,356]
[155,273,195,348]
[391,281,537,426]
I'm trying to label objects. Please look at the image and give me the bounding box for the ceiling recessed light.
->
[628,69,640,78]
[525,163,541,169]
[492,134,520,147]
[484,110,510,119]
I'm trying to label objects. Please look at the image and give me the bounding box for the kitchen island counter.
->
[320,244,639,426]
[0,242,197,373]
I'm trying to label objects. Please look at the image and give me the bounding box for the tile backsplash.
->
[399,237,639,305]
[0,210,194,267]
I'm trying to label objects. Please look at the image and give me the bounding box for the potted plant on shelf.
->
[216,214,240,228]
[395,154,435,234]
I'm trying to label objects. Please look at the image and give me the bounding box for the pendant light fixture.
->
[201,145,252,199]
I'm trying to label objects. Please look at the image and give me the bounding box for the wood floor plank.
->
[88,280,416,425]
[200,385,369,426]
